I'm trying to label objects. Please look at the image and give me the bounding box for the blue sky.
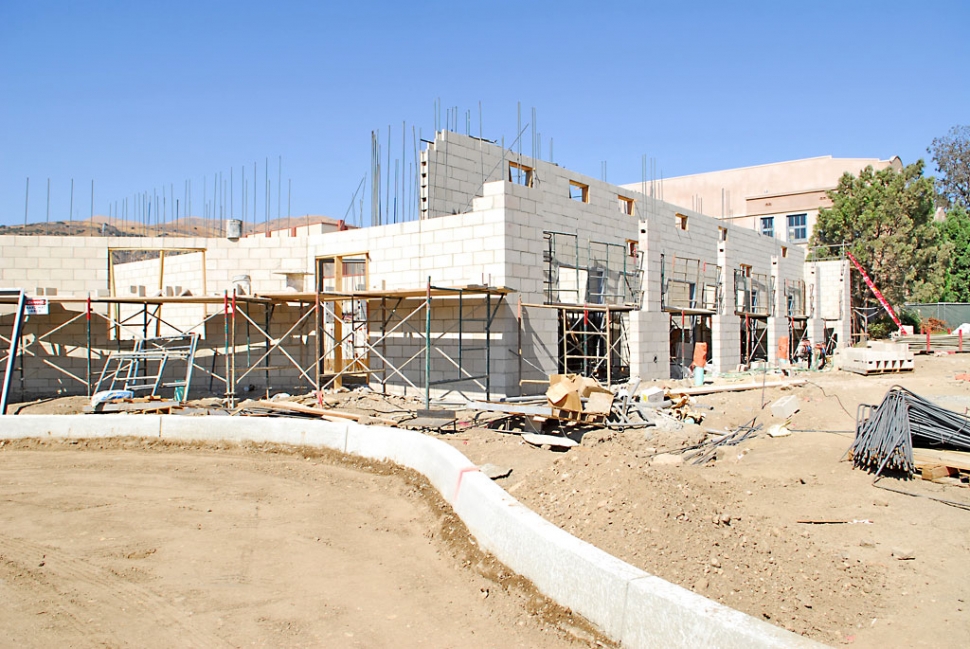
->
[1,0,967,227]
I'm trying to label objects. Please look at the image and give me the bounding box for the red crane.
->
[845,250,902,329]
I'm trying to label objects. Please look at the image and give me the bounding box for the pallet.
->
[913,448,970,485]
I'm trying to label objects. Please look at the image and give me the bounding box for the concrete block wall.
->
[0,131,845,398]
[420,132,820,383]
[0,235,108,295]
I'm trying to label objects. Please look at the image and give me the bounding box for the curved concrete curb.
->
[0,415,823,648]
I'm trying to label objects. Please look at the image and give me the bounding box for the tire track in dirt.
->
[0,535,231,648]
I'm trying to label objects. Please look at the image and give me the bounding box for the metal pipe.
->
[425,277,431,409]
[1,290,27,414]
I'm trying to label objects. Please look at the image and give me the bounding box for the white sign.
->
[25,298,49,316]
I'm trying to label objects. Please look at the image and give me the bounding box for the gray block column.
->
[712,241,740,372]
[629,220,670,379]
[766,255,787,365]
[629,311,670,380]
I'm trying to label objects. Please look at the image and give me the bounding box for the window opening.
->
[508,161,534,187]
[618,195,635,215]
[569,181,589,203]
[675,213,688,230]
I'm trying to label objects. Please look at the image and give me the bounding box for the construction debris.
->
[770,395,801,419]
[253,399,362,422]
[851,387,970,478]
[522,433,578,449]
[399,409,458,433]
[545,374,614,422]
[669,379,806,397]
[83,396,182,414]
[666,419,762,465]
[480,463,513,479]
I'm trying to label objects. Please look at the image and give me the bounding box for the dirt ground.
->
[0,439,601,648]
[433,355,970,647]
[7,353,970,647]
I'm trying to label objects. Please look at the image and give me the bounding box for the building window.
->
[618,195,634,215]
[760,217,774,238]
[675,213,688,230]
[569,180,589,203]
[508,161,533,187]
[719,227,728,242]
[787,213,807,242]
[781,246,788,258]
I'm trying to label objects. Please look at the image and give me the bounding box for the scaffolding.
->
[661,254,720,313]
[542,231,642,307]
[740,315,769,365]
[734,270,774,317]
[519,301,631,387]
[660,256,718,378]
[94,334,199,401]
[783,279,808,362]
[0,283,509,408]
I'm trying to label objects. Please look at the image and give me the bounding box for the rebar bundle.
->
[852,386,970,475]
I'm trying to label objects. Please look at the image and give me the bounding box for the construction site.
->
[2,127,970,648]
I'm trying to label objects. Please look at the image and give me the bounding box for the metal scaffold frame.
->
[741,314,769,365]
[734,269,774,317]
[784,278,809,362]
[660,254,721,314]
[542,231,643,307]
[519,300,632,387]
[1,283,509,409]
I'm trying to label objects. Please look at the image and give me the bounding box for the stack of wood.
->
[545,374,614,423]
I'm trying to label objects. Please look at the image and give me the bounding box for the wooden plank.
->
[254,400,361,421]
[913,448,970,472]
[84,400,180,414]
[920,465,955,482]
[669,379,806,396]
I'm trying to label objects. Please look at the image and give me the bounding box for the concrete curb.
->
[0,414,823,648]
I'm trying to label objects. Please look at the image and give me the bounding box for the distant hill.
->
[0,214,343,238]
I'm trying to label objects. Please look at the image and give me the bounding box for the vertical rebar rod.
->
[253,162,257,233]
[516,295,522,392]
[486,290,491,400]
[425,278,431,408]
[264,304,271,398]
[24,177,29,231]
[314,294,321,392]
[86,294,92,397]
